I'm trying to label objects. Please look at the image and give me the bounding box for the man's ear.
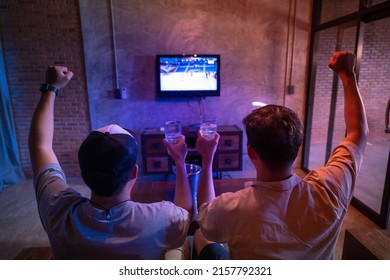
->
[247,145,258,160]
[130,164,138,179]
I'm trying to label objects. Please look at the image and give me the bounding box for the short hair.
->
[78,125,138,197]
[242,105,303,171]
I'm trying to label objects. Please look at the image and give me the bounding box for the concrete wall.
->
[1,0,311,178]
[79,0,311,132]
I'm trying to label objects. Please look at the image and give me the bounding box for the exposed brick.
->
[309,15,389,148]
[1,0,90,178]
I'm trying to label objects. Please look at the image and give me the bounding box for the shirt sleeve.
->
[33,163,80,231]
[148,201,191,249]
[34,163,67,201]
[197,192,238,243]
[304,140,363,208]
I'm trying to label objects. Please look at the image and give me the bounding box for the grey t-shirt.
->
[34,163,190,259]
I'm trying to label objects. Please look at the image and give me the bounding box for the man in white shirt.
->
[194,51,368,259]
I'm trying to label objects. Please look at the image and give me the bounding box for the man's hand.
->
[46,66,73,89]
[195,132,219,207]
[163,135,188,164]
[328,51,356,75]
[328,51,368,151]
[29,66,74,174]
[163,135,193,217]
[196,131,220,163]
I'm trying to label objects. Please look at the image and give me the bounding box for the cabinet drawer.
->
[145,157,170,173]
[218,135,240,151]
[144,136,166,154]
[216,153,240,170]
[142,125,243,174]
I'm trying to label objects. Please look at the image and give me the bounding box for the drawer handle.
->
[224,158,232,165]
[153,161,161,168]
[152,143,161,150]
[224,139,233,147]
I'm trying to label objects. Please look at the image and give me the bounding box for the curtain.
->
[0,39,24,191]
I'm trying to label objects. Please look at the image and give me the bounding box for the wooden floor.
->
[0,174,381,260]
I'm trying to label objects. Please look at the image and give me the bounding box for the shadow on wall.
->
[131,55,156,101]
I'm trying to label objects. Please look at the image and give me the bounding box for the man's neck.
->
[90,193,130,209]
[256,167,293,182]
[90,181,134,209]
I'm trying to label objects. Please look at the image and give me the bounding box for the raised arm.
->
[28,66,73,174]
[196,131,220,207]
[163,136,193,218]
[328,52,368,151]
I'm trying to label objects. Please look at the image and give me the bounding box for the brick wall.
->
[310,27,337,146]
[309,17,389,146]
[0,0,90,178]
[320,0,359,23]
[312,26,356,148]
[359,17,390,143]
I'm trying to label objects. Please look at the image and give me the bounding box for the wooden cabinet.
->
[141,125,243,175]
[142,133,170,173]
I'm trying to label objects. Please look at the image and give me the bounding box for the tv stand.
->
[141,125,243,175]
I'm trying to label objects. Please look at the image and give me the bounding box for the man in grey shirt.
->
[29,66,192,259]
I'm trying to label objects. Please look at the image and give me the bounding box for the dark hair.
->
[78,131,138,197]
[242,105,303,171]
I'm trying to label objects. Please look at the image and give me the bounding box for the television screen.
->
[156,54,220,98]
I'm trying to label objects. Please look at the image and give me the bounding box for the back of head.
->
[243,105,303,171]
[78,124,138,197]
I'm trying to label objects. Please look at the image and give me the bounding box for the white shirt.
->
[198,141,362,259]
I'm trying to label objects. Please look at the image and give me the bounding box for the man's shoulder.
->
[333,140,363,160]
[206,187,252,210]
[34,163,66,186]
[139,200,189,216]
[34,163,77,202]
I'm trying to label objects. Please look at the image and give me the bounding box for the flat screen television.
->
[156,54,220,98]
